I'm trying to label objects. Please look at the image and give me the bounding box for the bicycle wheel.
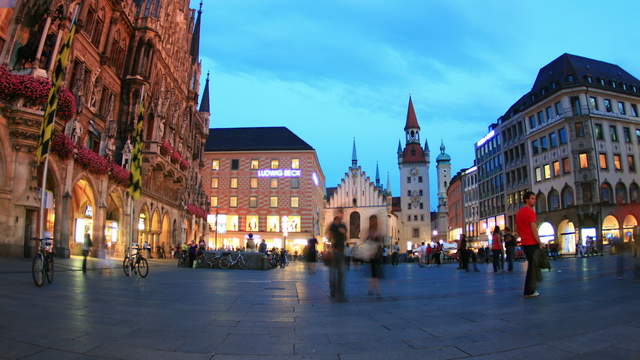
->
[137,258,149,278]
[46,255,54,284]
[238,258,248,270]
[123,256,131,277]
[32,255,44,287]
[219,256,231,269]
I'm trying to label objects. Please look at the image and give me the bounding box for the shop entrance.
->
[72,179,96,256]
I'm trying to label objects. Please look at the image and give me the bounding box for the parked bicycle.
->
[219,251,248,269]
[123,243,149,278]
[32,237,54,287]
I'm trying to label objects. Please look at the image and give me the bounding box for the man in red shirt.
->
[515,191,541,297]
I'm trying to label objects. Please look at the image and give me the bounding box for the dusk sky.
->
[193,0,640,210]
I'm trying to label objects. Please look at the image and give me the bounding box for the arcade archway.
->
[71,179,96,255]
[105,191,124,257]
[602,215,620,245]
[538,222,555,244]
[623,215,637,243]
[558,220,576,254]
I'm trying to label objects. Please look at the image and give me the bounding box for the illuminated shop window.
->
[267,216,280,232]
[246,215,259,232]
[226,215,239,232]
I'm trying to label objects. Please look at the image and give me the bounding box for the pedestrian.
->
[418,242,426,267]
[392,241,400,266]
[82,229,92,273]
[469,247,480,272]
[426,243,432,266]
[306,237,318,274]
[188,241,197,268]
[459,235,469,271]
[259,239,268,254]
[577,240,585,258]
[491,226,504,272]
[433,242,442,266]
[345,243,353,269]
[504,227,516,272]
[382,246,389,264]
[366,215,384,299]
[516,191,542,298]
[327,212,347,302]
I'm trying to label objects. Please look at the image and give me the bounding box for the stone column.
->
[58,192,72,257]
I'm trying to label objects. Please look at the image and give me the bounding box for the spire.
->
[375,162,380,186]
[440,139,445,154]
[351,137,357,167]
[397,139,402,154]
[199,71,210,113]
[190,1,202,64]
[404,96,420,131]
[424,138,430,153]
[386,171,391,193]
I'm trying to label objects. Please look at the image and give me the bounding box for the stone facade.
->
[0,0,209,258]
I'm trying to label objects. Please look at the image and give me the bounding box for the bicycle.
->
[123,243,149,278]
[32,237,54,287]
[219,251,248,269]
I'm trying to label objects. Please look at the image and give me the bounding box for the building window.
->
[249,196,257,208]
[270,178,278,189]
[614,154,622,171]
[230,177,238,189]
[528,115,536,129]
[628,155,636,172]
[537,111,544,125]
[270,159,279,169]
[575,122,585,137]
[211,178,219,188]
[226,216,239,232]
[599,153,608,170]
[291,177,300,189]
[540,136,548,152]
[562,157,571,174]
[535,167,542,182]
[419,203,424,209]
[291,158,300,169]
[543,164,551,179]
[582,183,593,203]
[637,129,640,144]
[270,196,278,208]
[420,215,424,221]
[631,104,639,117]
[407,190,411,196]
[408,203,412,210]
[250,177,258,189]
[414,215,418,221]
[553,161,561,177]
[554,101,562,116]
[267,216,280,232]
[419,190,423,196]
[618,101,626,115]
[285,216,301,232]
[610,125,619,142]
[291,197,299,208]
[246,215,259,232]
[623,127,632,143]
[588,96,598,110]
[250,159,259,169]
[407,176,411,183]
[558,128,567,144]
[571,96,581,115]
[211,160,220,170]
[549,132,558,148]
[594,124,604,140]
[210,196,218,207]
[579,153,589,169]
[532,139,539,155]
[604,99,612,112]
[412,228,420,238]
[407,215,411,222]
[231,159,239,170]
[418,176,423,183]
[230,196,238,208]
[545,106,552,121]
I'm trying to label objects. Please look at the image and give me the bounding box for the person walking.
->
[504,227,516,272]
[305,237,318,274]
[433,242,442,266]
[82,230,92,273]
[345,243,353,270]
[426,243,432,267]
[328,212,347,302]
[491,226,504,272]
[392,241,400,266]
[516,191,542,298]
[459,235,469,272]
[366,215,384,299]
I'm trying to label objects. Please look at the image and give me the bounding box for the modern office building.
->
[447,169,465,243]
[474,122,504,245]
[462,165,481,245]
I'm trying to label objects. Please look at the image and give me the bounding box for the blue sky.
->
[193,0,640,210]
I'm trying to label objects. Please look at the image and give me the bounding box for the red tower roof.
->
[404,96,420,131]
[402,143,427,163]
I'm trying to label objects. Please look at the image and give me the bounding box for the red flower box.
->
[75,147,110,175]
[179,158,190,171]
[170,151,181,164]
[110,163,131,186]
[51,133,75,160]
[160,140,173,156]
[186,204,207,218]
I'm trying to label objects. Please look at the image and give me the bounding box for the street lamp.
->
[282,216,289,251]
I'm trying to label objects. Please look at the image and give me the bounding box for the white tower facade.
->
[398,97,431,250]
[436,140,451,212]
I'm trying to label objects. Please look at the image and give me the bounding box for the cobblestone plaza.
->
[1,257,639,360]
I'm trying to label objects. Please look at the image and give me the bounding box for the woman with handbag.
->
[366,216,384,299]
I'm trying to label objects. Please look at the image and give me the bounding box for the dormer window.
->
[541,88,546,96]
[566,74,574,82]
[551,81,557,89]
[623,83,628,91]
[633,86,638,93]
[599,79,605,86]
[611,81,617,88]
[586,76,593,84]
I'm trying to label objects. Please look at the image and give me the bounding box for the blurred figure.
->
[327,214,347,302]
[433,242,442,266]
[458,235,468,272]
[246,233,255,251]
[577,240,585,258]
[504,227,516,272]
[491,226,504,272]
[366,215,384,298]
[259,239,267,254]
[82,230,92,273]
[417,242,426,267]
[392,241,400,266]
[426,243,432,266]
[306,237,318,274]
[516,191,541,298]
[345,243,353,269]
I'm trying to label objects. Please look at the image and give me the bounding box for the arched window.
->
[561,186,574,208]
[615,182,628,204]
[600,183,613,204]
[535,192,547,213]
[630,183,640,203]
[548,189,560,211]
[349,212,360,239]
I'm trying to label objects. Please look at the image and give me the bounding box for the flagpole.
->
[128,85,145,253]
[38,153,51,243]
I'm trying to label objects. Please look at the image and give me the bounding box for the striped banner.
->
[35,13,77,163]
[128,89,145,200]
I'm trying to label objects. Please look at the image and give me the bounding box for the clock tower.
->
[398,97,431,249]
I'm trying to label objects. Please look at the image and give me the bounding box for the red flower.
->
[75,147,110,175]
[179,158,190,171]
[170,150,181,164]
[160,140,173,156]
[109,163,131,186]
[51,133,75,160]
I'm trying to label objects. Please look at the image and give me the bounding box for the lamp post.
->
[214,206,219,250]
[282,216,288,251]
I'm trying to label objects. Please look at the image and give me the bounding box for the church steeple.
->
[190,1,202,64]
[404,96,421,144]
[199,71,210,113]
[386,171,391,194]
[375,162,380,187]
[351,138,357,167]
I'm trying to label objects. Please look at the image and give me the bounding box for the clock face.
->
[410,168,418,176]
[411,195,421,206]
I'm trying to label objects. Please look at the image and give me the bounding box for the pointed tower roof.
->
[375,162,380,185]
[404,96,420,131]
[199,71,210,113]
[386,171,391,193]
[397,139,402,153]
[351,138,357,167]
[190,1,202,64]
[424,138,430,152]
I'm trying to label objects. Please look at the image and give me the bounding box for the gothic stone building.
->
[0,0,210,258]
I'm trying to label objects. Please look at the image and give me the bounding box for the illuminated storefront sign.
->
[257,169,301,178]
[476,130,495,147]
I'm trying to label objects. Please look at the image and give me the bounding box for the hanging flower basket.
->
[170,150,181,164]
[0,65,76,120]
[110,163,131,186]
[160,140,173,156]
[186,204,207,219]
[75,147,110,175]
[51,133,75,160]
[179,158,190,171]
